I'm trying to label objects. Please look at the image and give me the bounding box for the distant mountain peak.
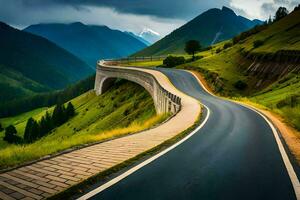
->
[134,6,263,56]
[139,28,160,37]
[138,28,161,44]
[70,22,85,26]
[221,6,236,16]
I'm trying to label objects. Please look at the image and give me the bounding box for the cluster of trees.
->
[232,6,292,45]
[274,7,289,22]
[232,24,268,44]
[216,42,233,53]
[0,75,94,118]
[253,40,264,48]
[163,56,185,68]
[24,102,75,143]
[223,42,233,49]
[3,102,75,144]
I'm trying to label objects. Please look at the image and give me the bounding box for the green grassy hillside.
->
[0,22,93,103]
[0,81,167,168]
[237,10,300,53]
[250,74,300,130]
[179,9,300,129]
[128,9,300,130]
[0,65,50,103]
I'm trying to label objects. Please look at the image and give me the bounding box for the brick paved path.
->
[0,119,199,199]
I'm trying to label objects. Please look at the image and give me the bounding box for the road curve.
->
[83,68,297,200]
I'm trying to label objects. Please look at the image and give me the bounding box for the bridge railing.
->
[104,56,167,64]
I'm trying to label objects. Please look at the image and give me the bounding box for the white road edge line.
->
[188,70,300,200]
[77,106,210,200]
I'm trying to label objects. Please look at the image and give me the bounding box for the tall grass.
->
[0,114,169,168]
[0,81,168,169]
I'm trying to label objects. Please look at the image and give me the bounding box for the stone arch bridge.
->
[94,60,181,114]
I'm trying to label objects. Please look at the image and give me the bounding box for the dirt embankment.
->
[239,50,300,88]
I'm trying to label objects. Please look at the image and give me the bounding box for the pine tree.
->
[66,102,75,117]
[0,122,3,132]
[52,104,64,126]
[31,120,40,141]
[274,7,289,21]
[24,118,35,143]
[267,15,272,24]
[61,104,68,122]
[45,111,53,132]
[39,116,47,137]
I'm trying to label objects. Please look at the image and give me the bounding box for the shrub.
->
[253,40,264,48]
[223,42,233,49]
[277,95,300,108]
[216,48,222,53]
[163,56,185,68]
[232,24,268,44]
[124,108,130,116]
[4,125,22,144]
[233,80,248,90]
[185,55,203,63]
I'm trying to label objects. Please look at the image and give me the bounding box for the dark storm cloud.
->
[14,0,231,20]
[1,0,297,36]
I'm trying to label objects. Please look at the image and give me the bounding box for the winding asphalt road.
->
[83,68,297,200]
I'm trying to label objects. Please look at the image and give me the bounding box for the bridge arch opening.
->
[100,77,118,94]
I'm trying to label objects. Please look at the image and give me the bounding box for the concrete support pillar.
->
[94,69,102,95]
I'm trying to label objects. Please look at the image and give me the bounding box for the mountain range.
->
[135,6,263,56]
[0,6,264,104]
[24,22,147,67]
[0,22,93,103]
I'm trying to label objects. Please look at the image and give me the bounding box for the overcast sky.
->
[0,0,298,36]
